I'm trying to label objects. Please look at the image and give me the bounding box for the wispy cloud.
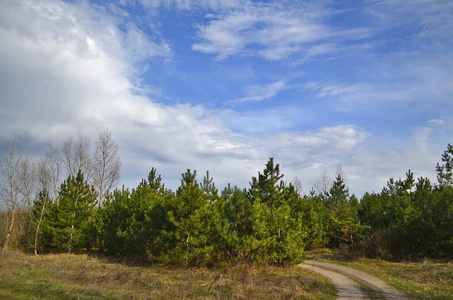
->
[1,0,451,197]
[191,2,369,60]
[366,0,453,39]
[304,82,373,98]
[131,0,248,11]
[227,80,287,105]
[124,22,173,63]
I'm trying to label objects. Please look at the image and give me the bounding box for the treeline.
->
[0,130,120,254]
[1,133,452,265]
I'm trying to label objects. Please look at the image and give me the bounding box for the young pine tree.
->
[43,170,97,253]
[249,158,306,264]
[170,170,212,266]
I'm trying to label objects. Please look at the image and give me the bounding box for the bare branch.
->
[0,137,34,251]
[62,134,92,181]
[312,169,332,196]
[92,129,121,207]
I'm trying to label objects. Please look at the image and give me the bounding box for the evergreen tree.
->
[302,191,329,250]
[218,184,253,261]
[248,158,305,264]
[200,170,218,199]
[169,170,215,266]
[100,168,176,260]
[42,170,97,253]
[99,186,132,255]
[249,157,284,205]
[324,171,366,248]
[436,144,453,187]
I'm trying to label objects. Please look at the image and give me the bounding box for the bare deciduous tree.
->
[293,176,302,195]
[92,129,121,207]
[62,134,92,181]
[43,145,61,200]
[313,169,332,197]
[0,137,34,252]
[19,157,36,208]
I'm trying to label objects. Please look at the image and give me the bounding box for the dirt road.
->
[299,260,408,299]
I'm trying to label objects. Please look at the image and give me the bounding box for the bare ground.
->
[299,260,408,300]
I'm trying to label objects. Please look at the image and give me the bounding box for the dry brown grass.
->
[0,251,335,299]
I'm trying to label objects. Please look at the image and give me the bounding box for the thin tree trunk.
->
[98,184,103,208]
[34,203,46,255]
[68,216,75,254]
[185,232,191,267]
[2,211,15,252]
[68,223,74,254]
[68,196,78,254]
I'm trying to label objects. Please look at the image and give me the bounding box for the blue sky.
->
[0,0,452,196]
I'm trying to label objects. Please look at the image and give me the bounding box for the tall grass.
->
[0,252,335,299]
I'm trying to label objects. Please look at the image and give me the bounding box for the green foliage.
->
[248,158,306,265]
[217,184,254,261]
[322,172,367,249]
[358,159,453,259]
[42,170,97,253]
[18,143,453,263]
[436,143,453,187]
[169,169,218,266]
[301,192,329,249]
[100,168,176,261]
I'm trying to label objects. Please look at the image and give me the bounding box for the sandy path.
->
[299,260,408,299]
[299,263,370,299]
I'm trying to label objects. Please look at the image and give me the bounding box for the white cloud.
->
[264,125,371,167]
[0,0,262,190]
[227,80,287,104]
[190,2,369,60]
[192,10,258,59]
[365,0,453,55]
[124,22,173,62]
[305,82,373,98]
[134,0,248,11]
[0,0,449,197]
[260,121,450,196]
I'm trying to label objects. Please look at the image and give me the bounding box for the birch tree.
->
[0,138,33,252]
[92,129,121,207]
[43,145,62,200]
[31,145,62,254]
[62,134,92,181]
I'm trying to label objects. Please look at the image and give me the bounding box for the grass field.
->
[3,250,451,299]
[306,249,453,299]
[0,252,335,299]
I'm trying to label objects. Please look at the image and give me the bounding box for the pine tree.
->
[99,168,176,260]
[169,170,214,266]
[249,157,284,205]
[43,170,97,253]
[436,144,453,188]
[302,191,329,250]
[324,170,366,248]
[248,158,305,264]
[218,184,253,261]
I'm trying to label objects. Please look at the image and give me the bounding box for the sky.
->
[0,0,452,196]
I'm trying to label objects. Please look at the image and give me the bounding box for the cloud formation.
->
[191,2,368,60]
[0,0,452,197]
[227,80,287,104]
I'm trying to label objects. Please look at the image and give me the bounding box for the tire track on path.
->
[299,260,408,299]
[299,263,370,299]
